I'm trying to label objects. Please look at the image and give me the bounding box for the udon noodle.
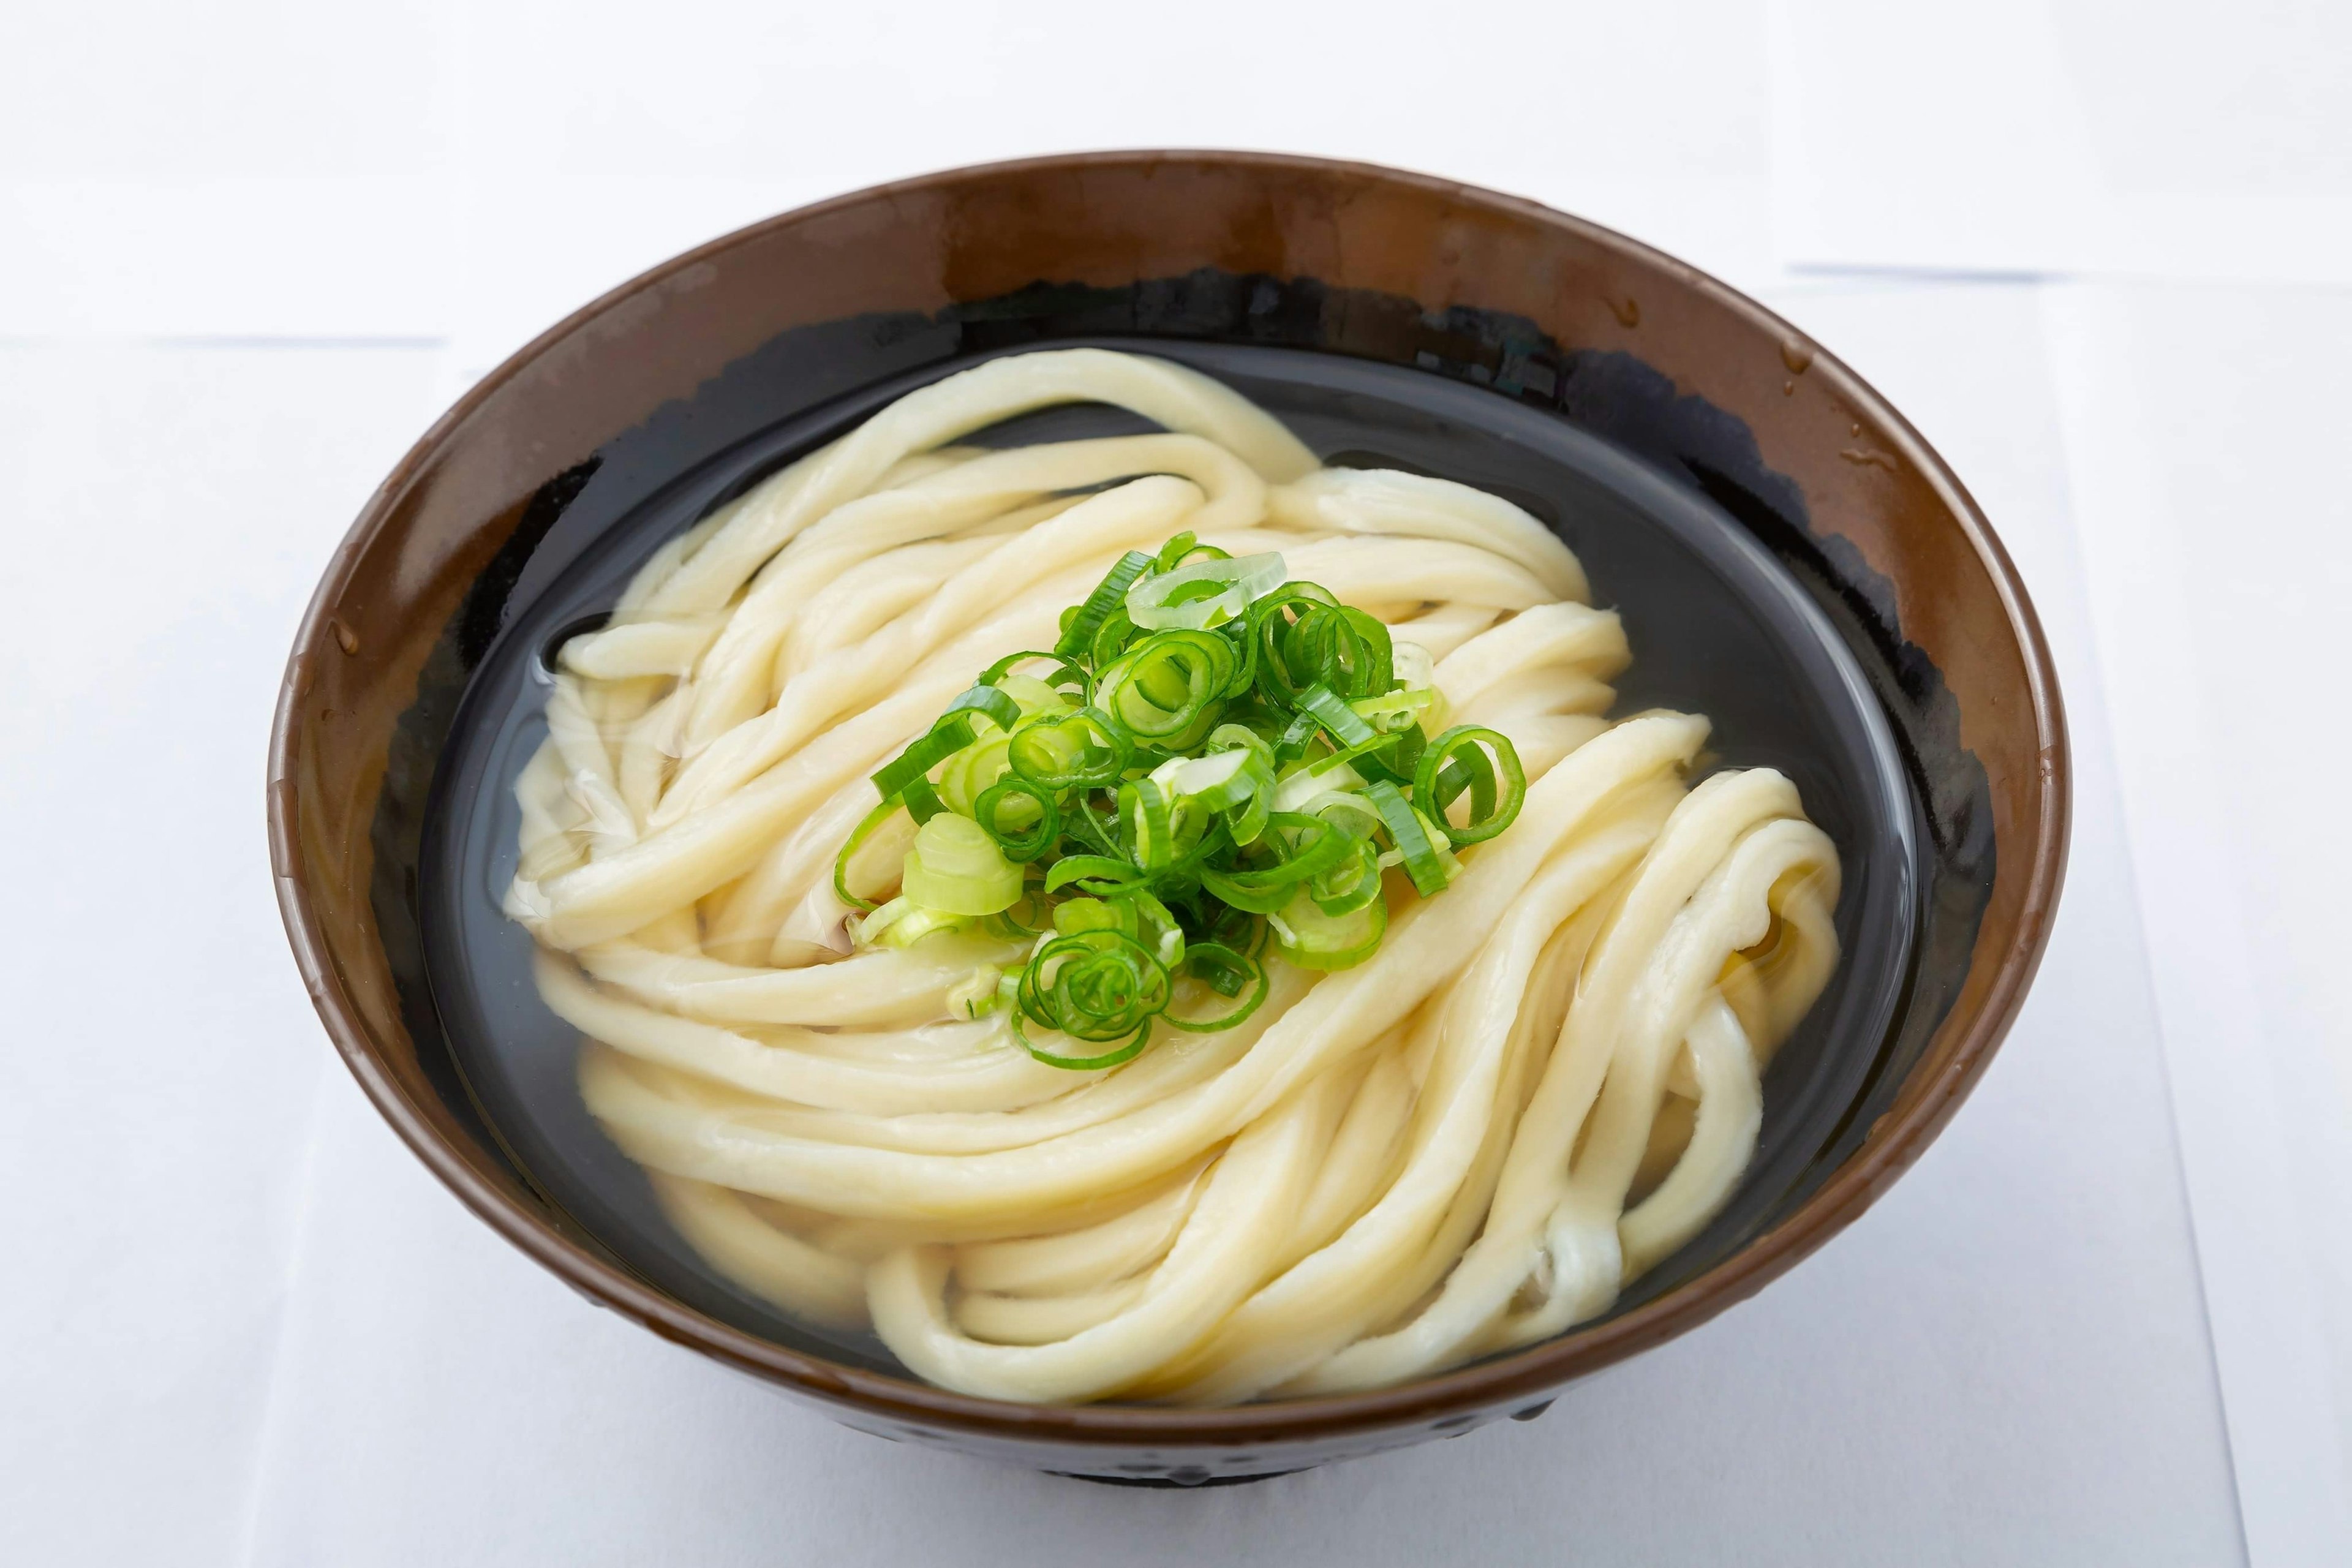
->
[502,349,1841,1405]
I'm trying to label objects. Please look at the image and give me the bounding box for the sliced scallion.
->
[848,529,1531,1067]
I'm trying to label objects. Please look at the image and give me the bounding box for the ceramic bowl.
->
[268,151,2067,1483]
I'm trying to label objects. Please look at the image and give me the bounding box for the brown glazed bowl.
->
[268,152,2066,1483]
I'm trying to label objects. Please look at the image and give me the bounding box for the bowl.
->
[268,151,2068,1482]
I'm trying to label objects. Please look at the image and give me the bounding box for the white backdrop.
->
[5,4,2348,1563]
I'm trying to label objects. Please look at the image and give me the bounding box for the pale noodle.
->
[503,349,1841,1404]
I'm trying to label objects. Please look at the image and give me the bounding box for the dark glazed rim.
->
[269,151,2069,1448]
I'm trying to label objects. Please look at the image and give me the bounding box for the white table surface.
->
[1771,0,2352,286]
[4,4,2344,1562]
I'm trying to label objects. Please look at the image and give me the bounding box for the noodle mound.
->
[504,349,1841,1404]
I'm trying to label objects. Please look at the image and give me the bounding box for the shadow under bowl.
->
[268,151,2068,1483]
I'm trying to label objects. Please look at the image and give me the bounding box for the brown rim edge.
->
[267,149,2070,1447]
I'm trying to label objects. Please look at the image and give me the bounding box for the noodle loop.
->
[505,350,1842,1404]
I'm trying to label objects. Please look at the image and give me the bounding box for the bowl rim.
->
[268,148,2069,1446]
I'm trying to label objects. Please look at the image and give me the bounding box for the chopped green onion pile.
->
[837,531,1527,1068]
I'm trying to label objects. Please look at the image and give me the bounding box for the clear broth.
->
[419,341,1919,1384]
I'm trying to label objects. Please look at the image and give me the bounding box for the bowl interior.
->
[417,336,1935,1379]
[271,152,2061,1469]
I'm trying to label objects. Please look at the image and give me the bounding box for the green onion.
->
[1415,725,1528,845]
[1252,588,1393,703]
[1163,942,1267,1031]
[1384,723,1429,788]
[1293,683,1378,750]
[1272,707,1322,767]
[853,896,971,949]
[1306,839,1385,916]
[1126,551,1286,631]
[981,882,1052,940]
[899,813,1022,916]
[1043,854,1145,895]
[946,963,1005,1019]
[1053,889,1185,967]
[1153,530,1209,573]
[1054,551,1156,661]
[899,774,946,824]
[1088,606,1137,671]
[979,649,1090,704]
[946,682,1022,733]
[869,682,1020,804]
[1118,778,1181,871]
[1198,812,1354,913]
[1126,889,1188,966]
[870,725,966,803]
[1390,640,1436,691]
[1050,895,1125,937]
[1300,787,1383,841]
[1012,929,1171,1066]
[1095,630,1237,741]
[1205,722,1275,766]
[1269,885,1388,970]
[1200,899,1267,960]
[1352,685,1438,733]
[832,797,907,912]
[1364,778,1451,897]
[1007,707,1129,790]
[1059,794,1124,859]
[1009,1014,1154,1071]
[973,776,1059,861]
[934,731,1013,816]
[849,530,1539,1066]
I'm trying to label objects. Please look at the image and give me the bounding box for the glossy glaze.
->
[268,152,2067,1482]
